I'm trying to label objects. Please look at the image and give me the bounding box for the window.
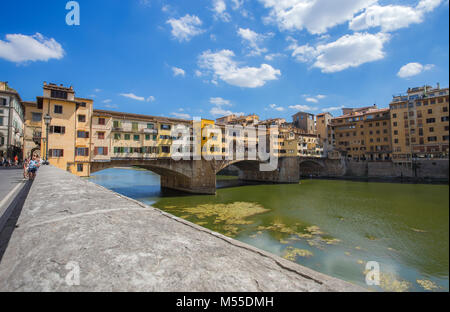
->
[393,122,398,127]
[443,107,448,113]
[77,131,89,138]
[147,123,154,129]
[51,90,68,99]
[77,164,84,172]
[429,127,434,133]
[49,149,64,157]
[426,118,436,123]
[79,102,86,107]
[32,112,42,122]
[417,111,422,118]
[394,130,398,135]
[392,113,397,118]
[94,147,108,156]
[443,136,449,141]
[98,118,106,125]
[145,134,151,140]
[98,132,105,140]
[54,105,63,114]
[50,126,66,134]
[113,121,121,128]
[0,98,6,106]
[161,146,170,153]
[134,135,140,141]
[442,116,449,122]
[161,124,171,130]
[428,136,437,142]
[124,134,131,140]
[78,115,86,122]
[114,133,121,140]
[419,128,424,136]
[132,122,138,131]
[0,117,4,126]
[428,109,433,114]
[0,136,4,146]
[75,148,89,156]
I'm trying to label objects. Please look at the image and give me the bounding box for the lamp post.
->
[43,114,52,165]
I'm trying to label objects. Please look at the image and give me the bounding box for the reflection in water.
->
[91,168,449,292]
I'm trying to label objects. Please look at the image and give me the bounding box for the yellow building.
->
[390,85,449,162]
[25,83,94,176]
[329,106,392,161]
[23,101,43,158]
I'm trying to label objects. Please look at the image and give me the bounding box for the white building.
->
[0,82,24,160]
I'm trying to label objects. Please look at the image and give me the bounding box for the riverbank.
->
[0,166,363,291]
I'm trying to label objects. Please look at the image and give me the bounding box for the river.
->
[89,167,449,292]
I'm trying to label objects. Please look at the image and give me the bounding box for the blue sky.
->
[0,0,448,121]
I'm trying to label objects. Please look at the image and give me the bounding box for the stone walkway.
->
[0,166,364,292]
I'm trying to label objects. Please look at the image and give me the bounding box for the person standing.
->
[28,156,40,180]
[14,155,18,166]
[23,158,29,179]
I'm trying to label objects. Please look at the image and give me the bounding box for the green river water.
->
[90,168,449,292]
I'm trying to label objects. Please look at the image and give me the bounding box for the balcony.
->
[112,127,123,132]
[142,128,158,134]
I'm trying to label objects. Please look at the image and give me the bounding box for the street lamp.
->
[43,114,52,165]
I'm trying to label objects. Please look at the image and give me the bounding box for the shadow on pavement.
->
[0,180,33,263]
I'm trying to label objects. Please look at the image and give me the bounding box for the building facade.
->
[328,106,392,161]
[0,82,24,160]
[292,112,316,135]
[390,85,449,162]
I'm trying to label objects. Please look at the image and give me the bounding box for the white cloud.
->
[304,94,326,103]
[210,106,244,117]
[264,53,285,61]
[195,70,203,77]
[172,66,186,77]
[166,14,204,42]
[269,104,285,111]
[147,96,156,102]
[0,33,64,63]
[198,49,281,88]
[322,105,344,112]
[289,104,318,111]
[209,96,244,116]
[397,62,435,78]
[104,104,119,109]
[171,112,191,119]
[102,99,112,103]
[289,32,390,73]
[210,97,232,106]
[260,0,377,34]
[94,88,102,92]
[305,97,319,103]
[120,93,146,101]
[350,0,443,32]
[237,28,271,56]
[212,0,231,22]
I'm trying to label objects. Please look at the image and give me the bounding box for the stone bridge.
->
[90,157,301,194]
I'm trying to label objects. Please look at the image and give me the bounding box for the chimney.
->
[43,81,47,86]
[437,82,440,89]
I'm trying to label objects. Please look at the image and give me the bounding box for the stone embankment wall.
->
[318,159,449,181]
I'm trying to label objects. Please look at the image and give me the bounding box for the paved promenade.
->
[0,166,364,292]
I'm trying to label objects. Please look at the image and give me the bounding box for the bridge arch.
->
[299,159,326,177]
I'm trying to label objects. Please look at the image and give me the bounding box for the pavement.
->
[0,169,27,232]
[0,166,365,292]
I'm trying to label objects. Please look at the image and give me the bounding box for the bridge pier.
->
[237,157,300,184]
[157,160,216,195]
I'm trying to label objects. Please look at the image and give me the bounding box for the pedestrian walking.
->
[28,155,40,180]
